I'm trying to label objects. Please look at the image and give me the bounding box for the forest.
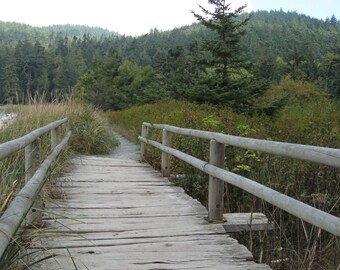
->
[0,10,339,110]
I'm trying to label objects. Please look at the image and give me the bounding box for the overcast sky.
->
[0,0,339,36]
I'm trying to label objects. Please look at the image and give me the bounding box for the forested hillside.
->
[0,10,339,108]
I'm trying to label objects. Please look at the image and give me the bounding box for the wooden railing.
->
[139,122,340,236]
[0,118,71,259]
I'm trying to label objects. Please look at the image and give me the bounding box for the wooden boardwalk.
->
[31,155,270,269]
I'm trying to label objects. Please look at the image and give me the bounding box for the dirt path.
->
[109,131,140,161]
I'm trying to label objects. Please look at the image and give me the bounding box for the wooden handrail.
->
[0,118,68,161]
[0,119,71,260]
[139,122,340,236]
[142,122,340,168]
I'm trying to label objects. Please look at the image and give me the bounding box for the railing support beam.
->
[51,126,61,150]
[208,140,225,222]
[140,124,148,161]
[161,129,172,177]
[25,139,42,226]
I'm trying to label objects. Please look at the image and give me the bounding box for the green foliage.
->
[190,0,265,109]
[73,50,158,110]
[243,11,340,84]
[319,51,340,97]
[0,22,116,46]
[155,45,204,100]
[192,1,250,76]
[254,76,329,116]
[202,115,221,129]
[1,10,339,107]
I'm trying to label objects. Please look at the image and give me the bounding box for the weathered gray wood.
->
[139,137,340,236]
[31,156,270,269]
[223,213,275,232]
[140,124,148,161]
[51,126,61,150]
[25,140,41,183]
[0,118,68,161]
[33,248,269,270]
[142,122,340,168]
[25,139,42,225]
[0,131,71,260]
[161,128,172,177]
[31,233,245,249]
[208,140,225,222]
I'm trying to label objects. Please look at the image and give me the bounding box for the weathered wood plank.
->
[30,155,270,269]
[223,213,274,232]
[42,205,207,219]
[32,248,269,270]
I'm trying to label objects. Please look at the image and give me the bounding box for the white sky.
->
[0,0,251,36]
[0,0,338,36]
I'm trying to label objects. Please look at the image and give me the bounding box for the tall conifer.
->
[192,0,264,109]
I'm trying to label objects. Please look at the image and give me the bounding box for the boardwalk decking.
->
[31,154,270,269]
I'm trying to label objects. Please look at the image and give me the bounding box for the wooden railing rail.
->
[141,123,340,168]
[0,119,71,260]
[0,118,68,161]
[139,122,340,237]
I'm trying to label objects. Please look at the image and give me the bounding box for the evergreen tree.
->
[192,0,249,79]
[0,47,20,103]
[191,0,265,109]
[74,49,124,110]
[32,41,47,96]
[14,40,35,103]
[320,50,340,97]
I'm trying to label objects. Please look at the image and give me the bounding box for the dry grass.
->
[0,100,118,269]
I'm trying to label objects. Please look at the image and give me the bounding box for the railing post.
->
[161,129,172,177]
[63,120,69,132]
[51,126,61,150]
[25,139,42,226]
[140,124,148,161]
[208,139,225,222]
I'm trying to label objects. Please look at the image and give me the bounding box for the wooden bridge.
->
[0,119,339,269]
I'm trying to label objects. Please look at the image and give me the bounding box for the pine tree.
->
[0,47,21,103]
[192,0,265,109]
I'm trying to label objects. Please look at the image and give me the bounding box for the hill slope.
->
[0,10,339,105]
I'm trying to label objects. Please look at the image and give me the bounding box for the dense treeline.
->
[0,21,115,45]
[242,11,340,97]
[0,32,118,103]
[0,10,339,108]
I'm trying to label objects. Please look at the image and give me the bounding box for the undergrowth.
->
[107,79,339,269]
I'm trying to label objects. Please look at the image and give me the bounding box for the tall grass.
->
[107,81,339,269]
[0,100,118,269]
